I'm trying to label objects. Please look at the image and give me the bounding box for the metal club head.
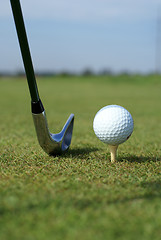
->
[32,111,74,155]
[31,100,74,155]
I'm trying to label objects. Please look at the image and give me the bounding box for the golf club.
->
[10,0,74,155]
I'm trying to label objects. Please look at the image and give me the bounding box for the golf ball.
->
[93,105,134,145]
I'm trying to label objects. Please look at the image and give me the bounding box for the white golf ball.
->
[93,105,134,145]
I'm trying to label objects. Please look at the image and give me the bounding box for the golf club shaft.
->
[10,0,40,102]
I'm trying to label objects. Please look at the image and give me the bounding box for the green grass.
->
[0,75,161,240]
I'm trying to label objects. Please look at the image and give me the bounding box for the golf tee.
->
[109,145,118,163]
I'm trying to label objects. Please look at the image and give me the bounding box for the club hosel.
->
[32,99,44,114]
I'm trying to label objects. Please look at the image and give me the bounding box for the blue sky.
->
[0,0,161,73]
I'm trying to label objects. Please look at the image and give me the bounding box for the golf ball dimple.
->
[93,105,134,145]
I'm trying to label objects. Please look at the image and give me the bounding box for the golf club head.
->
[32,100,74,155]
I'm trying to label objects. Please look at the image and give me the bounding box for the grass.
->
[0,75,161,240]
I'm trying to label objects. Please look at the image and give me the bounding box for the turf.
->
[0,75,161,240]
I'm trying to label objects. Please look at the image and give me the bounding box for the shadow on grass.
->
[63,147,99,159]
[117,154,161,163]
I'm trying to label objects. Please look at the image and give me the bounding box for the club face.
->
[32,111,74,155]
